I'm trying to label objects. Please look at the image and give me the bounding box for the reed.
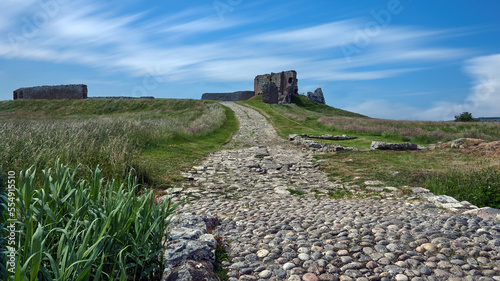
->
[10,161,178,280]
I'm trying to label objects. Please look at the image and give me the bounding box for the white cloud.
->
[345,100,422,120]
[463,53,500,117]
[345,53,500,120]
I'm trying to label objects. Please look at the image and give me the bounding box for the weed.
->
[328,189,353,199]
[214,236,230,281]
[287,189,307,196]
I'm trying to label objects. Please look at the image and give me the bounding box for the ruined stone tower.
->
[254,70,298,104]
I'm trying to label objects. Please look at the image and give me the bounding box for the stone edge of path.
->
[161,213,220,281]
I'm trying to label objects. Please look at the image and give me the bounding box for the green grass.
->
[0,99,239,280]
[317,149,500,208]
[287,189,307,196]
[0,99,238,188]
[213,236,229,281]
[131,105,237,188]
[328,188,354,199]
[8,161,179,280]
[0,98,208,119]
[425,166,500,208]
[237,95,377,148]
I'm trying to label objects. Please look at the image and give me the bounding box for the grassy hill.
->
[238,95,500,208]
[238,95,500,147]
[0,98,238,188]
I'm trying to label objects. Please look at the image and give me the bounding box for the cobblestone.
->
[163,102,500,280]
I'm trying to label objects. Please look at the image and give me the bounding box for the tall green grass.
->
[318,150,500,208]
[424,166,500,208]
[9,161,178,280]
[0,99,233,187]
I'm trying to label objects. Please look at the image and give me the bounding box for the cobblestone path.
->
[170,102,500,281]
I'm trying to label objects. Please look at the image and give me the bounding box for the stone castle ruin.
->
[254,70,298,104]
[13,85,88,100]
[200,70,325,105]
[201,91,254,102]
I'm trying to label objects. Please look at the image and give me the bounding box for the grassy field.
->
[319,116,500,144]
[0,99,238,189]
[0,98,239,280]
[238,95,500,208]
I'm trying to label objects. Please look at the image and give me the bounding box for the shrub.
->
[454,112,478,122]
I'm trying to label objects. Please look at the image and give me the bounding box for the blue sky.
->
[1,0,499,120]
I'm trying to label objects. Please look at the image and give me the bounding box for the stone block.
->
[370,141,418,150]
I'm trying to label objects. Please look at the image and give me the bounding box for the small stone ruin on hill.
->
[13,84,156,100]
[13,84,88,100]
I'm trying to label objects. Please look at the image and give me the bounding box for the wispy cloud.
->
[161,17,247,34]
[249,20,360,49]
[0,0,473,86]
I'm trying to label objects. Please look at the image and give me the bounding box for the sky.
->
[1,0,500,120]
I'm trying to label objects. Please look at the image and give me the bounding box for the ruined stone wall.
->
[88,96,155,99]
[201,91,254,101]
[13,85,87,100]
[254,70,298,104]
[307,88,325,104]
